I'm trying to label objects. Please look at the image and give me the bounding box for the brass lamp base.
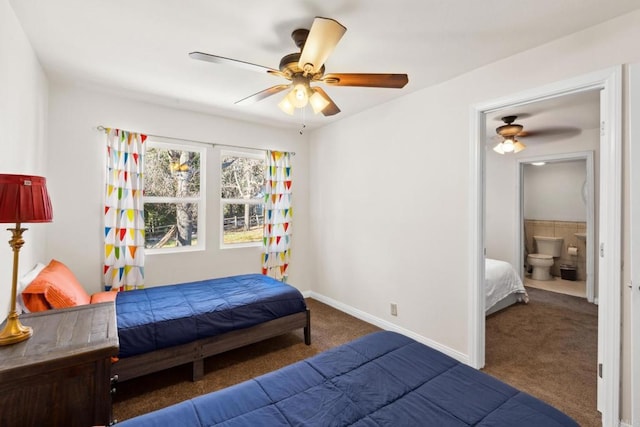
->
[0,225,33,345]
[0,310,33,345]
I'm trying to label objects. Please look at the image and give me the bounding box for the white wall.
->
[308,10,640,422]
[45,81,311,296]
[0,0,48,321]
[524,160,587,221]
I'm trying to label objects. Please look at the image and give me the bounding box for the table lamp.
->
[0,174,53,345]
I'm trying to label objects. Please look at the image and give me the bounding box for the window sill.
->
[220,242,262,250]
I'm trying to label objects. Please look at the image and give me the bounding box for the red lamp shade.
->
[0,174,53,224]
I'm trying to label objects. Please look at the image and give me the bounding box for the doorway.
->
[468,66,622,426]
[517,153,595,303]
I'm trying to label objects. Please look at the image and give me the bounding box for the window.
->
[221,150,265,247]
[144,140,205,252]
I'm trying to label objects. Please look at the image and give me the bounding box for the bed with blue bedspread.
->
[112,273,310,382]
[118,330,577,426]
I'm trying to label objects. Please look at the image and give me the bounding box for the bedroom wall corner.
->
[0,0,49,321]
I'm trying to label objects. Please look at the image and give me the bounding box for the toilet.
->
[527,236,563,281]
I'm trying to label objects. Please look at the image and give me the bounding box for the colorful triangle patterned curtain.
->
[104,128,146,291]
[262,151,292,282]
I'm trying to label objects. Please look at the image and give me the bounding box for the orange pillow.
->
[21,259,91,311]
[20,292,51,312]
[90,291,118,304]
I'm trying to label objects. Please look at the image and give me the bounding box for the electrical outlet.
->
[390,303,398,316]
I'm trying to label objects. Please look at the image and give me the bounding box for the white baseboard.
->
[307,291,469,365]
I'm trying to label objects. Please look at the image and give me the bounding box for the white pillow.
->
[16,262,47,314]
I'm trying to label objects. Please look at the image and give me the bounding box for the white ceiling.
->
[9,0,639,131]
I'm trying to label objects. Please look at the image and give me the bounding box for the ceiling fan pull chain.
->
[299,107,306,135]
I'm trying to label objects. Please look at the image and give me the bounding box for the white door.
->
[630,62,640,427]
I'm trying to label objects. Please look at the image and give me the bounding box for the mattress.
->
[486,258,528,313]
[117,331,578,426]
[116,273,307,358]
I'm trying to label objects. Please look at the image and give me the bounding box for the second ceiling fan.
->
[493,115,527,154]
[189,17,409,116]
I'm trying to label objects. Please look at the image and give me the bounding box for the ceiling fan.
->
[189,17,409,116]
[491,114,584,154]
[493,115,527,154]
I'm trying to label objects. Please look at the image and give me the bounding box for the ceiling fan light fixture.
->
[309,88,330,114]
[278,95,296,115]
[291,83,309,108]
[493,142,505,154]
[501,138,515,153]
[513,140,526,153]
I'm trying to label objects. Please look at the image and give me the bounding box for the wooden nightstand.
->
[0,302,119,427]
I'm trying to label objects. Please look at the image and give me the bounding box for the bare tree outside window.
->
[144,142,203,250]
[221,152,265,246]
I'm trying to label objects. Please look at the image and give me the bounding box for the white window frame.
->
[144,139,206,254]
[220,149,265,249]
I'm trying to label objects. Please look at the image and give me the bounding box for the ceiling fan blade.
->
[517,127,581,139]
[312,87,341,116]
[322,73,409,88]
[189,51,280,74]
[298,17,346,75]
[235,84,291,106]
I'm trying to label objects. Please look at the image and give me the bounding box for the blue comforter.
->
[118,331,578,426]
[116,273,307,358]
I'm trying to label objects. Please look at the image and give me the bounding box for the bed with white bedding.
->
[485,258,529,315]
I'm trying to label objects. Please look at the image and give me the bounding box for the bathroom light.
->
[532,162,546,166]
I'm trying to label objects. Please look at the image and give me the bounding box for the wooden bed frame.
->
[112,308,311,382]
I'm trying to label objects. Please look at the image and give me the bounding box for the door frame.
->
[515,152,595,303]
[630,63,639,427]
[468,66,622,426]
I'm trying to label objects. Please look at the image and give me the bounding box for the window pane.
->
[221,155,264,200]
[145,203,198,249]
[146,147,201,198]
[223,203,263,245]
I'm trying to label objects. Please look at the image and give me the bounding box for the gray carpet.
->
[483,287,599,427]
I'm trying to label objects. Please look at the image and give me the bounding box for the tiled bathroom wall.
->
[524,220,587,280]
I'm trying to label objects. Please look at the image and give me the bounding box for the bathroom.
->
[522,159,591,299]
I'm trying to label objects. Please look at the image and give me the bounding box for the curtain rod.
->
[96,126,295,155]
